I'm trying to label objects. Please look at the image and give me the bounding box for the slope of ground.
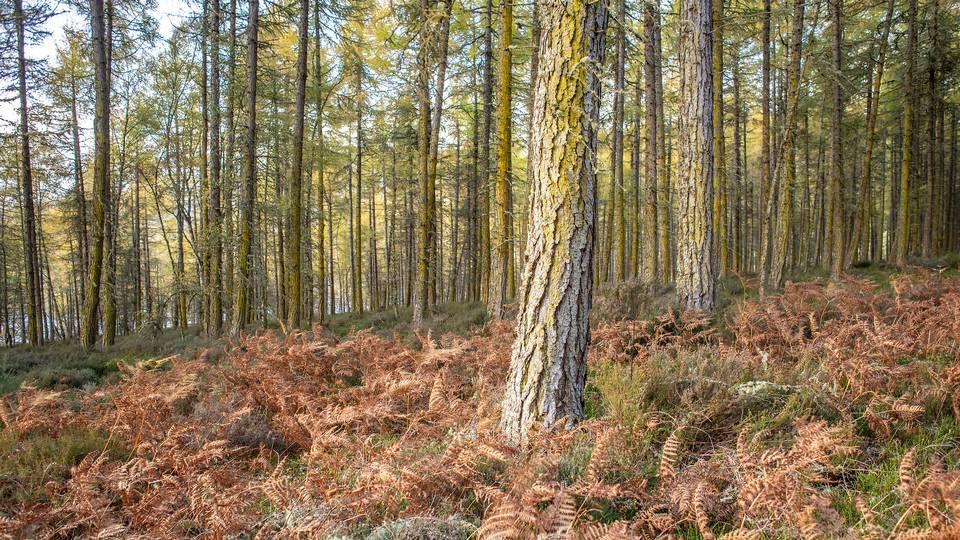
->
[2,268,960,538]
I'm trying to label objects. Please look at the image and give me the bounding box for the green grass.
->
[0,425,128,505]
[326,301,488,342]
[0,328,214,394]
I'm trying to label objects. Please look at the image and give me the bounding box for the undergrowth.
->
[1,267,959,538]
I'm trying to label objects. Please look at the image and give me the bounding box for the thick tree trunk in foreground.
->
[674,0,715,311]
[501,0,608,445]
[81,0,111,348]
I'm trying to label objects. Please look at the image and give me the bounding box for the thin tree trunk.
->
[489,0,514,319]
[285,0,308,327]
[895,0,916,265]
[81,0,111,348]
[763,0,805,291]
[14,0,42,346]
[233,0,258,331]
[849,0,893,265]
[641,1,658,284]
[827,0,844,279]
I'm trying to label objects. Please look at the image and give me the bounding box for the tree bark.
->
[14,0,43,346]
[286,0,308,327]
[827,0,843,280]
[641,1,658,284]
[674,0,715,311]
[489,0,514,319]
[233,0,258,332]
[895,0,916,265]
[763,0,805,291]
[711,0,727,276]
[612,0,626,282]
[81,0,111,348]
[849,0,893,265]
[500,0,608,445]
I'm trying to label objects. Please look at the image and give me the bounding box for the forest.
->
[1,0,960,537]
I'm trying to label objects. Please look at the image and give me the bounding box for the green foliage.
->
[326,302,488,341]
[0,329,214,394]
[0,426,127,505]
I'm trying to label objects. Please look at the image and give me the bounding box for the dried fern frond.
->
[659,425,684,483]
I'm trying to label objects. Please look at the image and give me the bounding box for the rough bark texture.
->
[612,0,626,282]
[759,0,771,272]
[500,0,608,445]
[412,0,432,326]
[674,0,715,311]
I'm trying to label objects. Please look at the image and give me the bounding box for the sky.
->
[1,0,191,124]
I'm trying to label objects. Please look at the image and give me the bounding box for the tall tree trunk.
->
[827,0,843,280]
[222,0,238,319]
[354,67,364,313]
[895,0,916,265]
[759,0,771,275]
[675,0,715,310]
[412,0,430,327]
[233,0,258,331]
[81,0,111,348]
[500,0,608,445]
[732,49,743,273]
[286,0,308,327]
[489,0,514,319]
[849,0,893,265]
[208,0,223,333]
[711,0,727,276]
[612,0,626,282]
[641,0,658,284]
[14,0,42,346]
[763,0,805,291]
[71,76,89,301]
[450,121,461,302]
[313,0,326,321]
[655,15,670,283]
[631,63,642,278]
[479,0,493,303]
[922,0,939,257]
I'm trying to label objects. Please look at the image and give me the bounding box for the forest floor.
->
[2,263,960,539]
